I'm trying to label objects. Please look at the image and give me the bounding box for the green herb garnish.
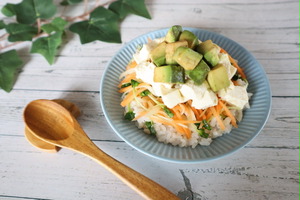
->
[124,111,135,121]
[140,89,150,97]
[202,119,211,130]
[130,79,140,88]
[163,106,174,118]
[197,129,209,138]
[121,82,131,88]
[145,121,156,135]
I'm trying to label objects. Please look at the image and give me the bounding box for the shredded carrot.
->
[232,80,239,86]
[118,85,132,93]
[126,61,137,70]
[210,107,226,130]
[172,120,201,124]
[120,87,148,107]
[220,48,246,79]
[118,82,151,93]
[219,101,238,128]
[118,73,136,88]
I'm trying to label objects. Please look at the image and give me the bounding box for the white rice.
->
[126,98,241,148]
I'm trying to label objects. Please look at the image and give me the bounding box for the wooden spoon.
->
[24,99,81,152]
[23,99,179,200]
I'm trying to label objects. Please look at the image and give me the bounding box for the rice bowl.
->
[118,26,252,148]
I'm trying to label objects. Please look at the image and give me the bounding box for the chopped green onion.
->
[124,111,135,121]
[130,79,140,88]
[145,121,156,135]
[121,82,131,88]
[140,90,151,97]
[163,106,174,118]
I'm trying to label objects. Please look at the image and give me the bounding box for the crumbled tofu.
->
[218,53,237,79]
[180,81,218,109]
[218,82,249,109]
[162,89,187,108]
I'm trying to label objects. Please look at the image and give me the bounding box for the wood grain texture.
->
[0,0,299,199]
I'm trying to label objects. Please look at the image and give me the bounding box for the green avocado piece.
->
[186,60,210,85]
[165,41,188,65]
[207,64,230,92]
[150,42,167,66]
[165,25,182,43]
[178,30,199,49]
[154,65,185,83]
[173,46,203,70]
[197,40,220,66]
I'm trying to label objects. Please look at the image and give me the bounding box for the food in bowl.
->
[118,25,251,148]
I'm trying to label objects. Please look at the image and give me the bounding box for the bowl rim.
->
[100,27,272,163]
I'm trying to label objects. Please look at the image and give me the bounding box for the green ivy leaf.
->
[30,32,63,65]
[1,3,16,17]
[109,0,151,20]
[69,7,121,44]
[0,50,23,92]
[0,21,5,30]
[60,0,83,6]
[5,23,38,42]
[41,17,68,34]
[13,0,57,24]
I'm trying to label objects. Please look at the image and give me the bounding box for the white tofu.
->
[218,82,249,109]
[218,53,237,79]
[162,89,186,108]
[135,61,156,84]
[192,90,218,109]
[151,82,173,97]
[180,81,218,109]
[133,37,165,64]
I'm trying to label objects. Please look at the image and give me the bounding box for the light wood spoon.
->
[23,99,179,200]
[24,99,81,152]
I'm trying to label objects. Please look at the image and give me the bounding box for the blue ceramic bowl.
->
[100,28,272,163]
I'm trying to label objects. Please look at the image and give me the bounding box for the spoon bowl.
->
[24,99,81,152]
[23,99,179,200]
[24,100,74,141]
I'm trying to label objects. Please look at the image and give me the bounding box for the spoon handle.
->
[60,126,179,200]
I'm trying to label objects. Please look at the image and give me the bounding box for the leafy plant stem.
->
[37,18,41,34]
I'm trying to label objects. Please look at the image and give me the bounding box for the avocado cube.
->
[150,42,167,66]
[197,40,220,66]
[186,60,210,85]
[154,65,185,83]
[173,46,203,70]
[165,41,188,65]
[165,25,183,43]
[179,30,199,49]
[207,64,230,92]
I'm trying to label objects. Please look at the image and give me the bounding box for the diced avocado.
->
[150,42,167,66]
[197,40,220,66]
[173,46,203,70]
[165,41,188,65]
[186,60,210,85]
[165,25,182,43]
[207,64,230,92]
[154,65,185,83]
[178,30,199,49]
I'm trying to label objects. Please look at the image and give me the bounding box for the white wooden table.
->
[0,0,299,199]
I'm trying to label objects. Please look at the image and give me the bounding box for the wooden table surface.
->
[0,0,299,199]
